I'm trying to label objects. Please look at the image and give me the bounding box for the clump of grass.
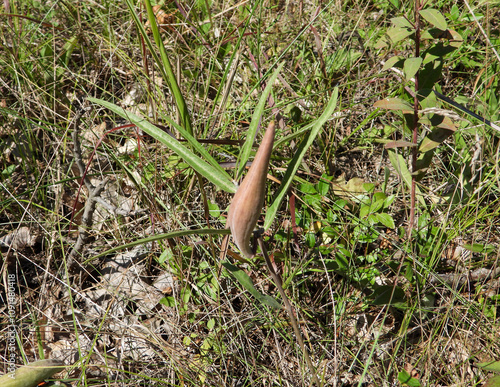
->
[1,1,499,386]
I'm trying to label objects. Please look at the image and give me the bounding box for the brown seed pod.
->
[227,121,275,258]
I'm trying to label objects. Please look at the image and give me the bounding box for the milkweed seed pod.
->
[227,121,275,258]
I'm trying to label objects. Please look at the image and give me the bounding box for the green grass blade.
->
[222,261,282,309]
[264,87,339,230]
[158,112,233,180]
[88,97,236,193]
[124,0,193,135]
[91,228,231,261]
[236,62,285,179]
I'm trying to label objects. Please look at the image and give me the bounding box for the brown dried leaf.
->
[0,227,39,250]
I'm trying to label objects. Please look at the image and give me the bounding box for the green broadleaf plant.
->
[374,5,462,224]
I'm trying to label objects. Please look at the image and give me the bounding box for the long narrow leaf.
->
[222,261,282,309]
[88,97,236,193]
[124,0,192,135]
[91,228,231,261]
[264,88,339,229]
[237,62,285,179]
[159,112,232,179]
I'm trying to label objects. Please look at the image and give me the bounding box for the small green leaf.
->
[374,98,413,112]
[403,57,422,80]
[316,175,330,196]
[359,204,370,219]
[390,17,413,29]
[449,4,460,21]
[373,213,395,229]
[420,8,448,30]
[413,150,434,180]
[382,55,404,71]
[222,261,282,309]
[398,369,421,386]
[387,26,415,44]
[370,285,407,308]
[463,243,495,253]
[418,127,455,152]
[183,335,192,346]
[448,29,464,48]
[374,36,389,49]
[159,296,176,307]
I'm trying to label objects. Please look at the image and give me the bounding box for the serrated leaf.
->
[404,57,422,80]
[222,261,282,309]
[374,98,413,112]
[420,8,448,30]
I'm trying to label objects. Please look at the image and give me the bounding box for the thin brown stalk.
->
[258,237,321,386]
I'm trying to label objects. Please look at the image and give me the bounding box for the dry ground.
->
[1,1,500,386]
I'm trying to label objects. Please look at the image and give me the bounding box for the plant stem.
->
[409,0,421,234]
[257,237,321,386]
